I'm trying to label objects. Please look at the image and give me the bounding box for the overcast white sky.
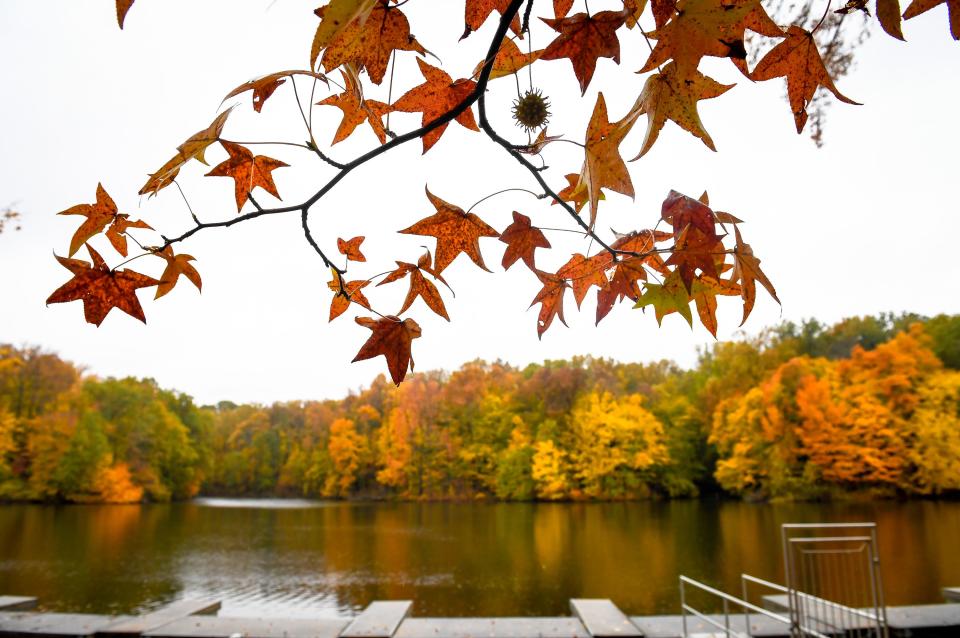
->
[1,1,958,406]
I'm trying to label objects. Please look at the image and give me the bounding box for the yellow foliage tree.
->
[326,417,369,497]
[906,371,960,494]
[570,391,669,498]
[531,440,570,500]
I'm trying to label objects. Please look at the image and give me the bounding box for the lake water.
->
[1,499,958,619]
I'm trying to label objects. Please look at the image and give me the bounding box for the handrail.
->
[741,574,882,623]
[678,575,831,638]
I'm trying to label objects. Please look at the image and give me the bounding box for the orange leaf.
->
[205,141,289,211]
[623,62,734,159]
[499,211,551,271]
[116,0,134,28]
[58,183,118,257]
[595,257,647,324]
[316,71,391,144]
[474,38,544,81]
[554,173,597,213]
[554,0,575,18]
[399,187,499,273]
[139,107,234,197]
[377,252,450,321]
[639,0,782,76]
[540,11,626,94]
[902,0,959,39]
[750,26,860,133]
[328,273,372,322]
[579,93,634,227]
[106,214,153,258]
[732,226,780,325]
[649,0,677,28]
[530,270,569,338]
[877,0,905,40]
[224,70,329,113]
[154,246,202,300]
[557,252,609,308]
[319,1,427,84]
[337,236,367,262]
[691,275,741,337]
[352,315,422,385]
[311,0,380,69]
[392,59,479,153]
[46,244,159,326]
[463,0,522,39]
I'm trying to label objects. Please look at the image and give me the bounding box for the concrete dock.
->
[3,596,960,638]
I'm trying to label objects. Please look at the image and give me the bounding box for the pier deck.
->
[3,596,960,638]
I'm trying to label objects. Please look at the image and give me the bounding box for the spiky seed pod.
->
[512,89,551,133]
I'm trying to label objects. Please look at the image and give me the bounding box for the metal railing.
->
[781,523,888,638]
[679,575,830,638]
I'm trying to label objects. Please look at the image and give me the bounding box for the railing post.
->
[680,576,687,638]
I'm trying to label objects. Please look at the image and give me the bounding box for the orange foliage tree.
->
[711,326,959,498]
[49,0,957,382]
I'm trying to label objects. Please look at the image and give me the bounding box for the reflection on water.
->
[0,500,958,619]
[195,498,330,509]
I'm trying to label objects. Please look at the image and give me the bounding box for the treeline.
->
[1,313,958,503]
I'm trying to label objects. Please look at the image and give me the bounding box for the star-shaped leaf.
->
[731,226,779,325]
[338,236,367,262]
[319,1,427,84]
[378,251,450,320]
[499,211,551,271]
[46,244,159,326]
[139,108,234,197]
[639,0,783,76]
[224,70,329,113]
[634,270,693,327]
[595,257,648,324]
[902,0,959,39]
[106,215,153,257]
[750,26,860,133]
[624,62,734,159]
[474,38,544,81]
[352,315,422,385]
[399,187,499,273]
[59,184,119,257]
[579,93,635,227]
[328,272,372,321]
[154,246,202,300]
[530,270,569,339]
[557,252,609,307]
[393,59,479,153]
[691,275,740,336]
[311,0,380,69]
[205,141,289,211]
[554,173,600,213]
[540,11,626,94]
[59,184,153,258]
[463,0,522,39]
[316,70,391,144]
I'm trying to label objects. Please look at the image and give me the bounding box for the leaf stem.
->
[466,188,544,213]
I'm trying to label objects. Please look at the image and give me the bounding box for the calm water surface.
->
[1,499,958,619]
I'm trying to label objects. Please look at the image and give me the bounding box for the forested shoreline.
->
[2,313,958,504]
